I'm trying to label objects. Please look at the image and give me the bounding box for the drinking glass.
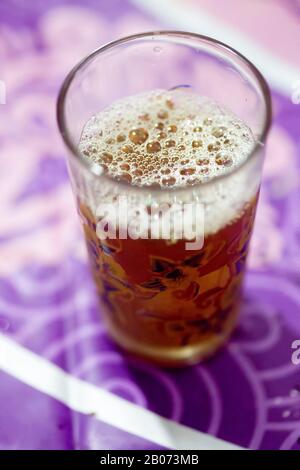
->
[57,31,271,366]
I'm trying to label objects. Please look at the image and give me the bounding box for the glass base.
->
[105,313,238,368]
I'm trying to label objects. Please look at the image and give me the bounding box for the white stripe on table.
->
[0,334,242,450]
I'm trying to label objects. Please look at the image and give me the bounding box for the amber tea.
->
[77,89,258,366]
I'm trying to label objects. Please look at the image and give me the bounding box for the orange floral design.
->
[78,195,258,360]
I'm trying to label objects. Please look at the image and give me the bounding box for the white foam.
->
[79,89,260,237]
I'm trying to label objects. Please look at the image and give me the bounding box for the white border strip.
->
[0,334,242,450]
[131,0,300,96]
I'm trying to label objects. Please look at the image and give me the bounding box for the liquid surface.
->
[79,89,255,188]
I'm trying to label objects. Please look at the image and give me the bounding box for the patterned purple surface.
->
[0,0,300,450]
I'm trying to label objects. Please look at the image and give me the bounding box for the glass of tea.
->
[57,32,271,366]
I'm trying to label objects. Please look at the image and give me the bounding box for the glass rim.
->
[57,30,272,193]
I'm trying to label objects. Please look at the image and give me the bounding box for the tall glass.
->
[57,32,271,366]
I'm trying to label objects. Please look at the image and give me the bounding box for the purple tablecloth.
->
[0,0,299,450]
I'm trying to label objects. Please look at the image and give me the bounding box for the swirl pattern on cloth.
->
[0,0,299,450]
